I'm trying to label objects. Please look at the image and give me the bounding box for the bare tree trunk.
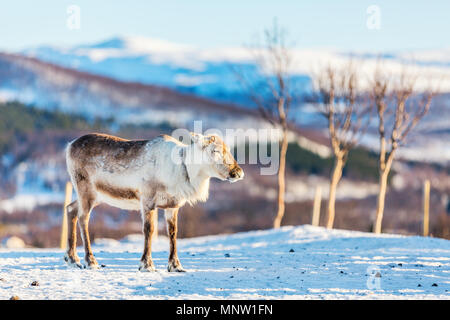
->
[373,170,388,233]
[326,156,344,229]
[273,127,288,228]
[373,154,394,233]
[236,23,293,229]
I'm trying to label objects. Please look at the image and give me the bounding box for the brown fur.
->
[157,200,180,209]
[70,133,148,163]
[74,170,88,183]
[139,209,156,271]
[167,213,177,261]
[95,181,139,200]
[166,209,182,271]
[79,211,96,267]
[64,201,81,267]
[68,167,98,267]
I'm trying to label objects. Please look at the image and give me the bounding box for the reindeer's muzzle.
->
[228,166,244,182]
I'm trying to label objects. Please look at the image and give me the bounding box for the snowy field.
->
[1,225,449,300]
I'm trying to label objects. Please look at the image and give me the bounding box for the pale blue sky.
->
[1,0,449,51]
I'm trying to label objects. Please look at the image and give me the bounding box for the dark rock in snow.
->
[432,283,438,287]
[10,296,20,300]
[289,249,295,253]
[224,253,230,257]
[30,281,39,286]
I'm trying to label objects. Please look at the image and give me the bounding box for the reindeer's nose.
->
[229,167,244,180]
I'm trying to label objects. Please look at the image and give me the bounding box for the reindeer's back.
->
[68,133,148,161]
[66,133,150,182]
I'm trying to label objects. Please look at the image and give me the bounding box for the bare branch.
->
[232,19,295,128]
[313,61,372,157]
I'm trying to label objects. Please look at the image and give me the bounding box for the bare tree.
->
[371,66,435,234]
[314,62,371,229]
[235,20,293,228]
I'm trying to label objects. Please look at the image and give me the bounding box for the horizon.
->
[1,1,449,52]
[13,34,450,54]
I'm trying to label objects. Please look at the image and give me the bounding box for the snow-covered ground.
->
[1,225,449,300]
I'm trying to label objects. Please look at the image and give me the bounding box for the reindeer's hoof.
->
[168,263,186,273]
[139,261,156,272]
[64,253,83,269]
[84,257,100,269]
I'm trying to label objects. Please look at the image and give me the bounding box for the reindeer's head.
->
[190,133,244,183]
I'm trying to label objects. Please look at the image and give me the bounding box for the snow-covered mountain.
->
[22,36,450,103]
[21,36,283,105]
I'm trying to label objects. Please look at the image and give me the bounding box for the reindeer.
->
[64,132,244,272]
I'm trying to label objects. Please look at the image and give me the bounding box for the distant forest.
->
[0,101,107,154]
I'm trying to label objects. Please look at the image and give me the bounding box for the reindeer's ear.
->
[203,135,216,145]
[190,132,204,145]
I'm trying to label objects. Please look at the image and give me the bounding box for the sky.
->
[1,0,449,52]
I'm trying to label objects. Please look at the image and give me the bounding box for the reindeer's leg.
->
[139,201,157,272]
[78,191,98,269]
[64,200,82,268]
[165,208,185,272]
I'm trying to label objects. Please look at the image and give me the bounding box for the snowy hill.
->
[0,52,262,129]
[1,225,449,300]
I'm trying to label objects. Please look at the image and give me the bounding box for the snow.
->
[1,225,449,300]
[0,160,68,213]
[0,192,65,213]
